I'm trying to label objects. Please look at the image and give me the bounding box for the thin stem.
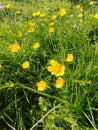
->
[83,111,97,130]
[0,86,10,90]
[2,117,16,130]
[29,104,60,130]
[18,83,70,107]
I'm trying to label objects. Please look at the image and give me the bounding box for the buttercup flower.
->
[52,15,57,20]
[37,80,46,91]
[40,13,46,17]
[49,27,54,33]
[22,61,30,69]
[16,11,21,14]
[78,13,83,18]
[18,32,22,37]
[55,77,64,88]
[29,21,36,27]
[28,27,34,33]
[32,11,41,16]
[59,8,67,16]
[10,43,20,53]
[93,14,98,19]
[66,53,74,62]
[78,14,83,18]
[65,3,70,7]
[89,1,95,5]
[49,22,54,26]
[5,3,11,9]
[47,59,65,76]
[33,42,40,49]
[75,5,81,9]
[0,64,2,69]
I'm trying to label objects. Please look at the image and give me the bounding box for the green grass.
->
[0,0,98,129]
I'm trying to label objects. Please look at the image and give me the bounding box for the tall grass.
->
[0,0,98,129]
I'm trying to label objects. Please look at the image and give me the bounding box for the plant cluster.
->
[0,0,98,129]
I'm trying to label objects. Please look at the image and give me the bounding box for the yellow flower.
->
[93,14,98,19]
[5,3,11,9]
[29,21,36,27]
[89,1,95,5]
[37,80,46,91]
[65,3,70,7]
[66,53,74,62]
[47,59,65,76]
[32,11,41,16]
[33,42,40,49]
[75,5,81,9]
[55,77,64,88]
[49,22,54,26]
[16,11,21,14]
[28,27,34,33]
[18,32,22,37]
[49,27,54,33]
[78,13,83,18]
[10,43,20,53]
[40,13,46,17]
[51,15,57,20]
[22,61,30,69]
[59,8,67,16]
[0,64,2,69]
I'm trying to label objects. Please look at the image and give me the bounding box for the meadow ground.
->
[0,0,98,129]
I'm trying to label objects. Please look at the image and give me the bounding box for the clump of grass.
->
[0,0,98,129]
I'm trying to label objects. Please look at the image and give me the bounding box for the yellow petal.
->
[66,53,74,62]
[37,80,46,91]
[55,77,64,88]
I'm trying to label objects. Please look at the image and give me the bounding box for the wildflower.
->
[93,14,98,19]
[0,64,2,69]
[49,27,54,33]
[59,8,67,16]
[75,5,81,9]
[65,3,70,7]
[10,43,20,53]
[28,27,34,33]
[33,42,40,49]
[47,59,65,76]
[37,80,46,91]
[78,13,83,18]
[16,11,21,14]
[5,3,11,9]
[55,77,64,88]
[52,15,57,20]
[22,61,30,69]
[66,53,74,62]
[29,21,36,27]
[89,1,95,5]
[18,32,22,37]
[40,13,45,17]
[49,22,54,26]
[32,11,41,16]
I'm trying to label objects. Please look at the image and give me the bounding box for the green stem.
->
[0,86,10,90]
[18,83,70,107]
[83,111,97,130]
